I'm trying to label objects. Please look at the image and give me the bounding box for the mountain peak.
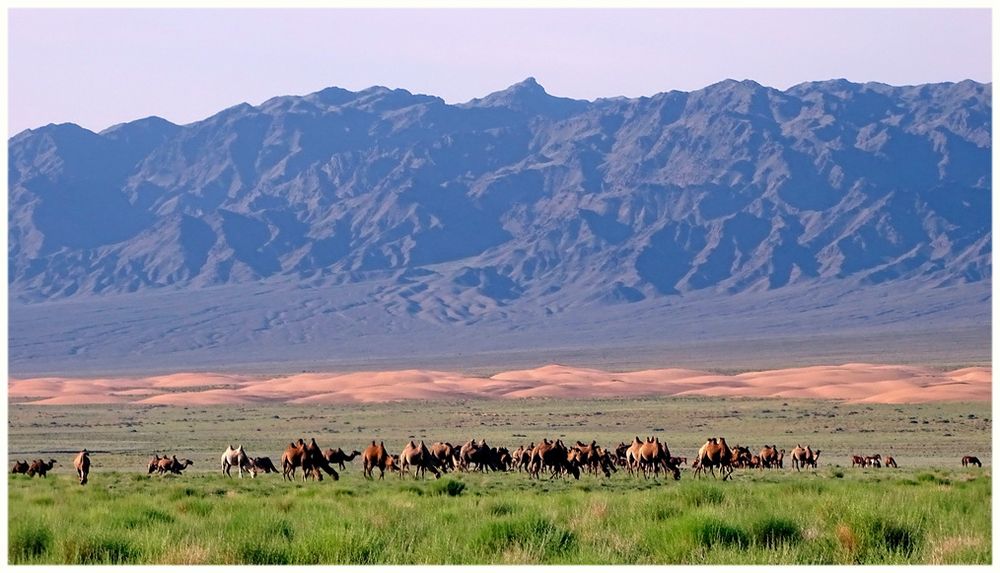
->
[463,76,585,118]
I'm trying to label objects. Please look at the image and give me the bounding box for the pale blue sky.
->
[7,8,992,135]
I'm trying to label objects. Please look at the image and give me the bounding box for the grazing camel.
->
[694,437,735,480]
[400,440,441,479]
[851,455,866,468]
[11,460,29,474]
[73,450,90,485]
[362,441,390,479]
[961,456,982,467]
[249,456,279,477]
[865,454,882,468]
[884,456,898,468]
[27,459,57,478]
[324,448,362,470]
[221,445,252,478]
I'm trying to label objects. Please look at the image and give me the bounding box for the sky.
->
[7,8,993,135]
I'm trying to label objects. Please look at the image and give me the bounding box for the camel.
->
[459,439,496,472]
[865,454,882,468]
[694,437,735,480]
[625,436,644,476]
[249,456,279,477]
[528,439,580,480]
[430,442,456,472]
[851,454,866,468]
[759,445,780,468]
[884,456,898,468]
[637,437,680,480]
[27,459,57,478]
[400,440,441,479]
[148,454,163,474]
[961,456,982,467]
[790,445,821,470]
[385,454,403,476]
[362,440,389,479]
[776,448,785,468]
[324,448,361,470]
[282,438,338,481]
[281,439,307,480]
[11,460,29,474]
[157,456,194,475]
[514,443,535,473]
[73,450,90,485]
[221,445,252,478]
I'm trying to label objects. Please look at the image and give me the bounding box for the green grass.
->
[7,467,990,564]
[6,396,992,564]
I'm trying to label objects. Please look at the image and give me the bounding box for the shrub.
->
[691,517,749,549]
[9,521,53,562]
[476,516,576,559]
[751,516,802,548]
[680,485,725,507]
[62,535,139,564]
[430,478,466,497]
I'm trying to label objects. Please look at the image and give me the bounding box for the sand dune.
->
[7,363,991,406]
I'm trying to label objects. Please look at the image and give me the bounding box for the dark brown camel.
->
[11,460,29,474]
[249,456,279,477]
[27,459,57,478]
[962,456,982,467]
[323,448,361,470]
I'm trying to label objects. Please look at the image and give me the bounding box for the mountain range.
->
[7,78,992,374]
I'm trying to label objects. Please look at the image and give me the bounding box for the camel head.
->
[48,459,58,465]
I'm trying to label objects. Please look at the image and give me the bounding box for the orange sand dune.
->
[8,363,991,406]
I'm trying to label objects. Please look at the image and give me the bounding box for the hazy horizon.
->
[8,8,992,135]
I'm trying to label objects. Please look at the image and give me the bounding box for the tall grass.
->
[6,469,990,564]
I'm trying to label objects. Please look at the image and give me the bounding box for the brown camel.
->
[281,439,308,481]
[637,437,680,480]
[865,454,881,468]
[694,437,735,480]
[157,456,194,475]
[249,456,279,477]
[362,440,389,479]
[529,439,580,480]
[962,456,982,467]
[759,445,780,469]
[625,436,644,476]
[27,459,57,478]
[430,442,456,472]
[790,445,821,471]
[884,456,898,468]
[73,450,90,485]
[851,454,866,468]
[11,460,29,474]
[323,448,361,470]
[148,454,163,474]
[400,440,441,479]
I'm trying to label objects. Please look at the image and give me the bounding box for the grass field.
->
[7,396,992,564]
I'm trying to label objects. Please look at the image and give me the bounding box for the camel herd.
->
[10,440,985,485]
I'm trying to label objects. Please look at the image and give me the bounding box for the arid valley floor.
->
[7,363,992,564]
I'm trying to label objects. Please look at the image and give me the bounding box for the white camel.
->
[221,444,251,478]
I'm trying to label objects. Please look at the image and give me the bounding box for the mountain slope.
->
[7,78,991,374]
